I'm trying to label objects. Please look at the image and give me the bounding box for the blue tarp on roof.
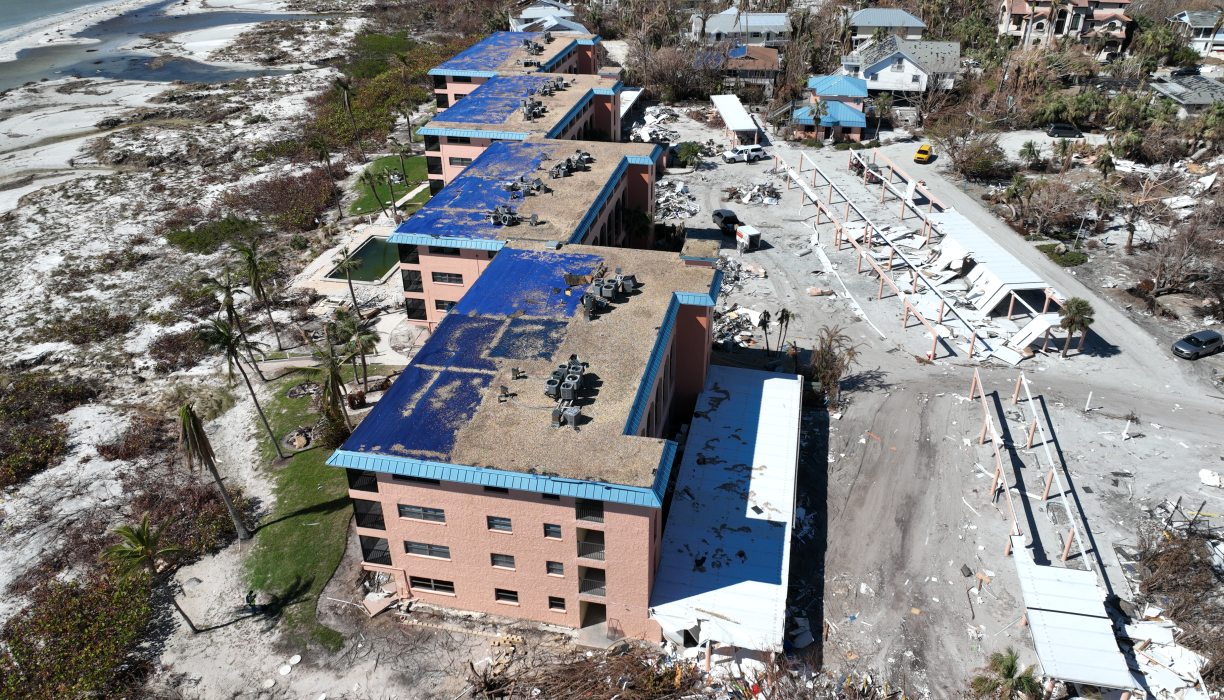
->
[429,31,545,76]
[432,75,548,126]
[337,248,603,461]
[807,74,868,97]
[793,101,867,128]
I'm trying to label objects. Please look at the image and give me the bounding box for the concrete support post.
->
[968,331,977,358]
[1008,293,1016,320]
[705,642,713,672]
[980,416,990,445]
[1042,292,1051,313]
[937,301,945,324]
[878,276,884,299]
[887,248,894,271]
[1062,527,1075,561]
[1005,536,1013,556]
[1041,468,1055,500]
[846,202,850,220]
[1042,329,1052,352]
[968,373,979,401]
[1027,419,1037,449]
[900,197,905,220]
[827,184,833,204]
[903,305,910,329]
[880,179,886,202]
[812,168,818,187]
[798,152,803,174]
[930,332,938,360]
[911,272,919,293]
[1043,679,1056,700]
[1012,375,1023,404]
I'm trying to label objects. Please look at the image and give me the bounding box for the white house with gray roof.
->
[847,8,926,47]
[840,35,959,92]
[690,8,789,46]
[1168,10,1224,56]
[1150,75,1224,117]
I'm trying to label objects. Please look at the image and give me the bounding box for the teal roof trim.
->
[624,295,679,435]
[592,80,624,96]
[577,37,602,45]
[428,69,498,77]
[327,449,669,507]
[388,235,507,252]
[416,126,530,140]
[625,144,664,165]
[568,157,630,244]
[544,90,596,138]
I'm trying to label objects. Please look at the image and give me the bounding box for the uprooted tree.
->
[802,325,861,409]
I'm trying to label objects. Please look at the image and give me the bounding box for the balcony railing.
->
[579,578,607,597]
[577,541,606,561]
[354,511,385,530]
[575,500,604,523]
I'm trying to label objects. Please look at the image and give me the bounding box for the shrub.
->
[130,482,252,556]
[833,142,853,150]
[96,415,174,462]
[164,214,261,254]
[230,167,336,231]
[149,327,210,373]
[290,233,309,250]
[0,374,98,487]
[35,306,133,345]
[1036,243,1088,266]
[800,138,823,148]
[0,571,152,700]
[252,139,301,162]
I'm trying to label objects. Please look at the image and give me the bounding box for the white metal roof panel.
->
[1011,535,1106,617]
[710,94,758,133]
[928,210,1047,289]
[1027,609,1139,690]
[620,88,643,118]
[649,366,800,652]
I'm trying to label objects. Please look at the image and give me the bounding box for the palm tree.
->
[1057,297,1095,357]
[232,238,283,352]
[102,513,184,577]
[1089,185,1119,233]
[677,142,704,167]
[383,171,401,224]
[308,135,344,220]
[331,245,364,313]
[201,267,267,381]
[180,403,251,540]
[1019,140,1042,169]
[394,52,411,82]
[305,331,355,431]
[1053,137,1073,174]
[333,77,366,162]
[335,309,381,388]
[357,170,390,221]
[757,310,772,355]
[1095,150,1115,179]
[970,647,1042,699]
[197,317,285,461]
[392,139,413,184]
[775,308,793,357]
[1209,5,1224,56]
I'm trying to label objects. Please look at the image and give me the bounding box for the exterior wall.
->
[858,56,932,92]
[671,305,712,423]
[435,137,498,184]
[634,325,679,440]
[434,76,488,112]
[401,245,499,329]
[810,93,865,111]
[350,475,661,638]
[851,27,924,46]
[574,172,630,247]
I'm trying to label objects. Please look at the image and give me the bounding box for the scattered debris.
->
[725,182,780,205]
[656,180,700,219]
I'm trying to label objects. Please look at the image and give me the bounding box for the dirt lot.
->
[653,111,1224,693]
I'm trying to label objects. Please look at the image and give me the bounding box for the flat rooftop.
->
[422,73,615,139]
[429,31,599,77]
[330,246,720,503]
[650,366,801,652]
[390,139,659,247]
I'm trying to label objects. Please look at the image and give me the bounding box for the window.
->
[435,300,457,313]
[353,500,385,530]
[454,94,464,101]
[426,156,443,175]
[750,31,761,37]
[491,553,516,569]
[446,136,471,144]
[433,75,447,89]
[429,179,445,196]
[398,504,445,522]
[542,494,560,501]
[423,135,440,152]
[495,589,519,604]
[410,576,455,594]
[405,297,427,320]
[360,536,391,565]
[406,541,451,558]
[392,473,438,485]
[435,93,449,109]
[484,485,509,494]
[548,596,566,611]
[488,250,498,259]
[397,243,420,264]
[543,523,562,539]
[487,516,513,532]
[870,73,878,81]
[346,468,378,492]
[431,271,464,285]
[401,269,423,292]
[453,75,472,83]
[911,74,920,83]
[546,561,564,576]
[428,246,461,255]
[448,157,473,167]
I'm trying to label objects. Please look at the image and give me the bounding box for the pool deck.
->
[292,224,400,299]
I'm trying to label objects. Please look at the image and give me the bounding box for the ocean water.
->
[0,0,124,35]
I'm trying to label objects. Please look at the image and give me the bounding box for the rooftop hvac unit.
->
[562,406,581,430]
[523,59,538,67]
[560,380,577,401]
[548,162,568,179]
[555,363,570,377]
[540,84,554,97]
[528,213,539,227]
[551,405,564,427]
[521,38,533,49]
[619,274,637,291]
[527,177,545,193]
[551,76,566,90]
[599,280,617,299]
[544,378,561,398]
[543,31,554,43]
[528,41,544,55]
[486,204,520,226]
[574,150,591,163]
[565,372,582,387]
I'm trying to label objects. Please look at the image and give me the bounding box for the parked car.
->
[1046,123,1082,138]
[712,209,741,235]
[1171,66,1201,76]
[1171,330,1223,359]
[721,144,766,163]
[914,144,933,163]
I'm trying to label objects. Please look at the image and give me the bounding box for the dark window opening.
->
[398,504,445,522]
[543,523,562,539]
[435,93,449,109]
[397,243,420,264]
[549,596,566,611]
[406,541,451,558]
[448,157,473,167]
[410,576,455,594]
[487,516,513,532]
[352,499,385,530]
[576,499,604,523]
[431,271,464,285]
[495,589,519,603]
[484,485,509,494]
[426,156,443,175]
[542,493,560,501]
[423,135,440,152]
[546,561,564,576]
[401,269,423,292]
[405,297,427,321]
[360,535,391,565]
[429,179,445,195]
[435,300,456,313]
[427,246,461,255]
[346,469,378,492]
[432,75,447,89]
[392,473,438,485]
[453,75,472,83]
[447,136,471,144]
[491,553,516,569]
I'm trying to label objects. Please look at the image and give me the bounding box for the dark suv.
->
[1046,123,1082,138]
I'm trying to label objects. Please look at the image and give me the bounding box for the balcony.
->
[352,499,385,530]
[346,468,378,493]
[579,578,606,597]
[577,528,605,561]
[575,498,604,523]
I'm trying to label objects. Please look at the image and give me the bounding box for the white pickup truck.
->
[721,144,766,164]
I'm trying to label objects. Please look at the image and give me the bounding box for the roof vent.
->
[486,204,522,226]
[545,240,562,250]
[543,31,554,43]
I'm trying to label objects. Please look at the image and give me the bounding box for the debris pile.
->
[655,179,699,218]
[712,303,769,348]
[1120,619,1211,700]
[628,106,680,143]
[724,182,780,205]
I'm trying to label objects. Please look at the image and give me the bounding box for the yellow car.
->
[914,144,933,163]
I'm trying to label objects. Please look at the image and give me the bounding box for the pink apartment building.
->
[393,139,664,330]
[429,31,600,112]
[329,244,722,641]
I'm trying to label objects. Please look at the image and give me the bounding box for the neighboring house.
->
[717,45,781,93]
[793,75,869,142]
[509,0,590,33]
[998,0,1131,56]
[847,8,926,47]
[1149,75,1224,117]
[690,8,789,46]
[1168,10,1224,56]
[841,35,960,92]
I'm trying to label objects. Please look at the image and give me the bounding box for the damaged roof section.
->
[650,366,801,652]
[429,31,598,77]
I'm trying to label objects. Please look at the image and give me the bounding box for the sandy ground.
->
[653,111,1224,692]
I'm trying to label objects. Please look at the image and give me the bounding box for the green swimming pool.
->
[326,237,399,283]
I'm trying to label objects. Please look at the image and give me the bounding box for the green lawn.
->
[243,363,401,649]
[350,156,428,216]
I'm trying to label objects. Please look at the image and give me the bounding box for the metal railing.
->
[575,502,604,523]
[577,541,606,561]
[354,511,385,530]
[579,578,606,597]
